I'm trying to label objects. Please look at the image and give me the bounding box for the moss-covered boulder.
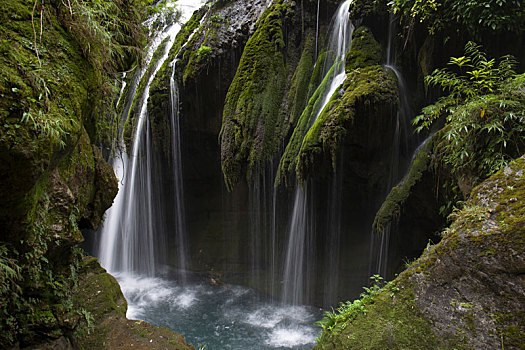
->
[73,256,195,350]
[0,0,144,346]
[345,26,382,71]
[315,155,525,349]
[219,0,294,191]
[278,26,396,184]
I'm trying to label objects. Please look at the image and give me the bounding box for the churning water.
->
[114,274,321,349]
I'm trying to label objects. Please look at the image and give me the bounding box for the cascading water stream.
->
[371,14,419,278]
[169,61,188,282]
[97,0,206,277]
[282,0,354,306]
[315,0,320,58]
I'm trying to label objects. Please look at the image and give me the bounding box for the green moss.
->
[0,0,143,345]
[220,0,292,191]
[74,256,127,322]
[372,136,434,233]
[276,59,340,186]
[308,50,328,98]
[315,281,439,350]
[276,27,397,185]
[345,26,382,71]
[295,65,398,183]
[180,4,230,85]
[286,34,316,128]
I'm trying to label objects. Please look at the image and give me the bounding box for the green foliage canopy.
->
[390,0,525,36]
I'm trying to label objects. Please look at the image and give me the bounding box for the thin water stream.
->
[282,0,354,306]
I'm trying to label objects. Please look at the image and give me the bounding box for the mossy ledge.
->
[372,135,434,233]
[279,26,397,185]
[315,155,525,349]
[219,0,294,191]
[73,256,195,350]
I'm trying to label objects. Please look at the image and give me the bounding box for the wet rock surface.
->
[316,155,525,349]
[72,257,195,350]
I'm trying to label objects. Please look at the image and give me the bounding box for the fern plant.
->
[316,275,386,337]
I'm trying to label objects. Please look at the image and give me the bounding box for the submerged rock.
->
[315,155,525,349]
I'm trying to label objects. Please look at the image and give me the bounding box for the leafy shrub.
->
[390,0,525,37]
[413,42,525,183]
[0,245,22,343]
[316,275,394,337]
[197,45,212,59]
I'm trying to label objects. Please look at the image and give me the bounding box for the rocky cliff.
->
[315,155,525,349]
[0,0,194,347]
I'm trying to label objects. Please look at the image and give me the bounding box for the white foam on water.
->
[265,326,317,348]
[246,308,284,329]
[244,305,312,328]
[171,288,197,310]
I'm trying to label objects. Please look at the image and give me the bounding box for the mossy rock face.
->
[285,34,316,133]
[277,26,397,185]
[316,155,525,349]
[314,281,439,349]
[219,0,294,191]
[372,135,434,234]
[345,26,382,71]
[73,257,195,350]
[295,64,398,184]
[0,0,142,346]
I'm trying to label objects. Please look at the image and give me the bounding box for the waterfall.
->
[322,159,343,306]
[315,0,320,58]
[282,185,315,305]
[169,61,188,282]
[97,0,206,277]
[314,0,354,123]
[282,0,354,306]
[370,17,419,278]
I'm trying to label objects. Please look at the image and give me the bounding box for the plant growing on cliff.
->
[197,45,212,59]
[390,0,525,37]
[413,42,525,183]
[0,245,22,343]
[317,275,387,337]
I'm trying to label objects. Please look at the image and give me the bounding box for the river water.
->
[114,273,322,349]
